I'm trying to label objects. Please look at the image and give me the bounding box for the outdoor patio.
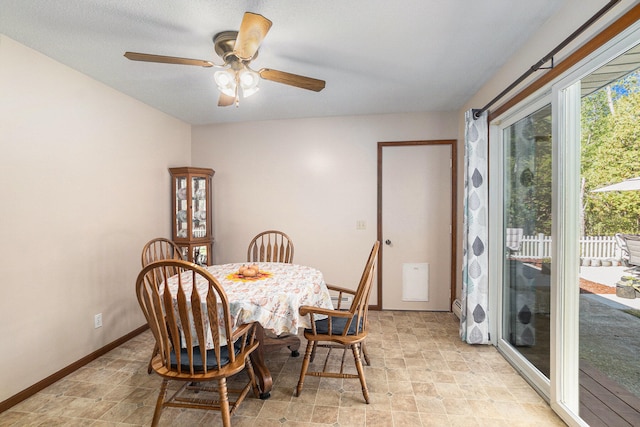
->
[579,265,640,398]
[510,259,640,424]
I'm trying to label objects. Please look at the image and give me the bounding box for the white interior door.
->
[381,143,452,310]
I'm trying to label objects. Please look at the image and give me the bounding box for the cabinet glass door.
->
[175,176,188,238]
[192,245,208,265]
[178,245,209,266]
[191,176,208,239]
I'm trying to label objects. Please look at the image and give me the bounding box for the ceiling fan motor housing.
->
[214,31,258,65]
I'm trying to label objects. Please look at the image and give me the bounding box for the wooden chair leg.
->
[351,344,370,404]
[245,357,260,398]
[218,378,231,427]
[310,341,318,363]
[151,379,169,426]
[296,340,314,397]
[361,341,370,366]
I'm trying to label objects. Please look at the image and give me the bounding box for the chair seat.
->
[306,314,363,336]
[170,342,242,372]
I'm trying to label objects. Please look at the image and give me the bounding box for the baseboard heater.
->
[452,299,462,319]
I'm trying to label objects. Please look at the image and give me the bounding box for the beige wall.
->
[191,113,458,303]
[0,36,191,401]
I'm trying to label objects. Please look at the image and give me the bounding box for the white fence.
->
[512,234,622,260]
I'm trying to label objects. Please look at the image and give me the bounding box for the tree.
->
[581,71,640,235]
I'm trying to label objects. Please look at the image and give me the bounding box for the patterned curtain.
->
[460,109,490,344]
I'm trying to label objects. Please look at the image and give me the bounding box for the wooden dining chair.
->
[140,237,186,373]
[136,259,260,427]
[295,241,380,404]
[141,237,185,267]
[247,230,294,263]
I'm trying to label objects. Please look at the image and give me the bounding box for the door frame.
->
[376,140,458,311]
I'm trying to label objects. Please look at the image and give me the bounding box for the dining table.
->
[164,261,334,398]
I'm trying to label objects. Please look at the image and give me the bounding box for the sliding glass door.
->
[575,42,640,425]
[491,22,640,426]
[496,100,553,398]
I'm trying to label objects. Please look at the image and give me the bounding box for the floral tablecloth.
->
[165,262,333,347]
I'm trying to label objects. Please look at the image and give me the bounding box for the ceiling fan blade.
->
[259,68,326,92]
[218,93,236,107]
[124,52,214,67]
[234,12,272,60]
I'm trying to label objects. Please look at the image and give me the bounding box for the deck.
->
[580,360,640,426]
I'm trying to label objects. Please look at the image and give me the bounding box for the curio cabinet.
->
[169,167,215,265]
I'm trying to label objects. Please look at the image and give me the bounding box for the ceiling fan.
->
[124,12,325,107]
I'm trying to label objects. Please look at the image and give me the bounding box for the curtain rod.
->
[472,0,621,119]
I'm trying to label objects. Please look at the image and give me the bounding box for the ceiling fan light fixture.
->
[239,68,259,87]
[239,68,260,98]
[214,69,233,86]
[214,69,236,96]
[242,86,260,98]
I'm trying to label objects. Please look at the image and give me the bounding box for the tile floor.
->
[0,311,566,426]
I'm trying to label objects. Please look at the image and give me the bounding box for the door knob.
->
[385,239,392,245]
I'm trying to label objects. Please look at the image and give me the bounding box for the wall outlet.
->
[94,313,102,329]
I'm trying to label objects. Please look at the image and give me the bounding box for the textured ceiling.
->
[0,0,565,124]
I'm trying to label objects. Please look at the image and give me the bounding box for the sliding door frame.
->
[551,21,640,423]
[489,17,640,426]
[489,93,553,402]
